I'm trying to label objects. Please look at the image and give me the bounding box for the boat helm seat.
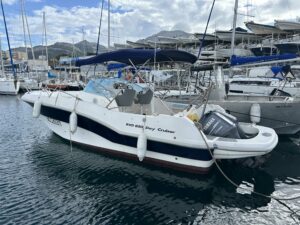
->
[115,88,136,107]
[134,89,153,105]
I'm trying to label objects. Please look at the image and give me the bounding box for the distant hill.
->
[138,30,193,42]
[12,30,192,60]
[13,40,107,60]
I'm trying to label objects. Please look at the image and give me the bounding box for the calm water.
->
[0,95,300,225]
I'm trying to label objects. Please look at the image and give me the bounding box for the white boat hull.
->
[0,78,20,95]
[275,20,300,31]
[21,91,278,173]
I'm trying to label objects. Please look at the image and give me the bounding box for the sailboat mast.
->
[43,11,48,62]
[96,0,104,55]
[1,0,16,77]
[82,27,86,56]
[108,0,110,50]
[230,0,239,57]
[22,0,38,78]
[20,0,28,60]
[0,34,5,77]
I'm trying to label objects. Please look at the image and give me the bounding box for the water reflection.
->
[26,132,280,224]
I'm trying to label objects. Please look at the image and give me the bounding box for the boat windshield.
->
[84,78,147,98]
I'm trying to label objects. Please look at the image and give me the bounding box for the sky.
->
[0,0,300,49]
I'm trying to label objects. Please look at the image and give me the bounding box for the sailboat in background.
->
[18,0,42,92]
[0,0,20,95]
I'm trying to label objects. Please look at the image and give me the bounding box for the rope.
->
[197,128,300,222]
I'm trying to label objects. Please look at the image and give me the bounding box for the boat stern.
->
[213,123,278,159]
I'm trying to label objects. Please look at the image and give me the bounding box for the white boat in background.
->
[198,46,253,62]
[275,20,300,31]
[229,76,300,96]
[156,36,199,45]
[19,77,41,91]
[228,66,300,97]
[0,34,19,95]
[215,28,257,42]
[126,40,152,49]
[245,21,284,35]
[0,77,20,95]
[194,33,217,41]
[216,47,253,58]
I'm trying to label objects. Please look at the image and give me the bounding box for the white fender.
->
[137,133,147,161]
[250,103,261,124]
[32,100,42,118]
[69,111,78,133]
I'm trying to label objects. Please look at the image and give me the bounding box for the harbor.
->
[1,0,300,224]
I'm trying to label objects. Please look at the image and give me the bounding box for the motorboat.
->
[215,27,257,42]
[274,20,300,32]
[245,21,285,35]
[22,77,278,174]
[21,49,278,174]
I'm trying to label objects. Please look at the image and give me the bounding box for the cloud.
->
[1,0,299,49]
[2,0,17,5]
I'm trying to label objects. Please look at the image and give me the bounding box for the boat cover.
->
[107,63,127,71]
[230,54,297,66]
[75,49,198,67]
[48,71,57,78]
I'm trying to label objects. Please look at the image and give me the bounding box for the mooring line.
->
[198,128,300,222]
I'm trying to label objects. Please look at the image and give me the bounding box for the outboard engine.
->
[200,111,242,139]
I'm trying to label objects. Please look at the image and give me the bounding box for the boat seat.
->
[115,88,136,107]
[237,123,258,139]
[134,89,153,105]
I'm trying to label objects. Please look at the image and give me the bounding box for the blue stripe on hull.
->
[40,105,212,161]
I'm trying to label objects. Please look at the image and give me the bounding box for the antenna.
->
[0,34,5,77]
[82,26,86,56]
[20,0,28,60]
[241,0,254,21]
[43,11,48,62]
[230,0,239,58]
[108,0,111,50]
[96,0,105,54]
